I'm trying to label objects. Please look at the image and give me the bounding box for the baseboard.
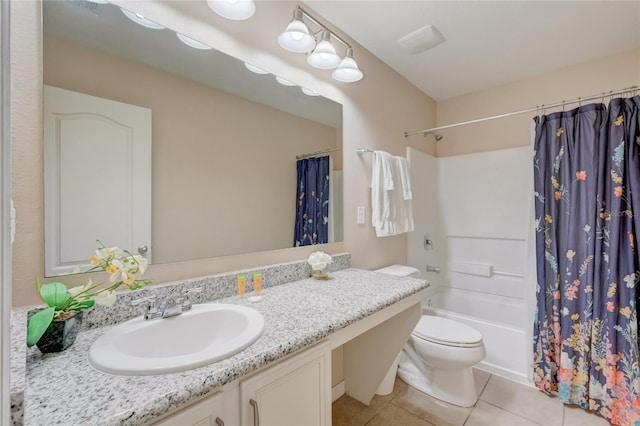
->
[332,381,345,402]
[475,362,531,386]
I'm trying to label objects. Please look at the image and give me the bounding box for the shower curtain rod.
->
[296,147,342,160]
[404,85,639,138]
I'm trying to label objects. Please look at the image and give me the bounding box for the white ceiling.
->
[304,1,640,100]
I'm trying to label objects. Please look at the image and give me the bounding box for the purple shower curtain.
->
[533,96,640,425]
[293,156,330,247]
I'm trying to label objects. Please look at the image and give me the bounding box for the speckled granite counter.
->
[16,268,427,425]
[10,311,27,425]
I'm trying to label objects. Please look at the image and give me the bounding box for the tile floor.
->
[332,370,611,426]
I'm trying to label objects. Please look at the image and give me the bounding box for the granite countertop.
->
[18,268,428,425]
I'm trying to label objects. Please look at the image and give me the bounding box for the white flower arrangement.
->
[26,240,151,347]
[307,251,333,272]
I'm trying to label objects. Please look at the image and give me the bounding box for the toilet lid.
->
[375,265,420,277]
[413,316,483,347]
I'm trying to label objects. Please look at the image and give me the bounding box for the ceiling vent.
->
[397,25,445,54]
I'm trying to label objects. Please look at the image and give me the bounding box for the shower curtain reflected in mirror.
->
[533,96,640,425]
[293,156,330,247]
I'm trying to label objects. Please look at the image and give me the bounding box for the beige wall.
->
[436,49,640,157]
[11,1,437,307]
[44,36,338,264]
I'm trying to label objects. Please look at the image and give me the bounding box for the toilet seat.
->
[412,316,483,348]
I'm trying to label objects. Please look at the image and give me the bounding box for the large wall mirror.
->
[43,0,343,277]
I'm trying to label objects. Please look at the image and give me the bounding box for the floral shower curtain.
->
[533,96,640,425]
[293,156,330,247]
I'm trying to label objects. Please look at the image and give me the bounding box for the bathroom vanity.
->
[11,266,428,425]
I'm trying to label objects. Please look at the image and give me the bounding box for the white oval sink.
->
[89,303,265,375]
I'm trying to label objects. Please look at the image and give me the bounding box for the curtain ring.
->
[562,100,566,112]
[577,97,581,108]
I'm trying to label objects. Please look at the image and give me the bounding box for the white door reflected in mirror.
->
[43,85,152,276]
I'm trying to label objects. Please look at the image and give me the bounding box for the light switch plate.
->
[357,206,365,225]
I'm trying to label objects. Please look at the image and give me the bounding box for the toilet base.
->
[397,347,479,407]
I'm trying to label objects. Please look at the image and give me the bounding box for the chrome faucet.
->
[131,288,202,320]
[131,296,162,320]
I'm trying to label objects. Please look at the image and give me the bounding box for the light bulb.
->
[120,8,165,30]
[277,9,316,53]
[176,33,212,50]
[332,48,363,82]
[206,0,255,20]
[307,31,340,69]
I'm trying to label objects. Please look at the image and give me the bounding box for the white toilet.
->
[375,265,486,407]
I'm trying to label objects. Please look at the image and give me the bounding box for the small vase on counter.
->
[307,251,333,281]
[35,311,83,353]
[312,268,329,280]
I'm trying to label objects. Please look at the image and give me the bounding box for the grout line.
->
[480,400,546,426]
[477,372,492,399]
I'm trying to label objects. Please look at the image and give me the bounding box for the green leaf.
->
[39,282,70,309]
[26,307,55,347]
[72,300,95,311]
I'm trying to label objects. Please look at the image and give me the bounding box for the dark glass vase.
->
[36,311,83,353]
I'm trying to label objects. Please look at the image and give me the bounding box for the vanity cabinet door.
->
[154,386,239,426]
[240,341,331,426]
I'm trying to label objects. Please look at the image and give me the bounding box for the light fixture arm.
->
[295,6,351,50]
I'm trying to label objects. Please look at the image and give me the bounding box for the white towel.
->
[396,156,413,201]
[393,156,414,234]
[370,151,414,237]
[371,151,395,236]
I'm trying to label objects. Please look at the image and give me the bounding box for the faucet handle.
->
[131,296,159,318]
[181,287,202,310]
[131,295,156,306]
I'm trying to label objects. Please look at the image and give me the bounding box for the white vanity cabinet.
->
[153,341,331,426]
[154,386,239,426]
[239,341,331,426]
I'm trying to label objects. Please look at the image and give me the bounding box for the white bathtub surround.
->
[408,146,533,384]
[13,268,427,425]
[405,148,440,282]
[446,236,527,299]
[449,262,493,277]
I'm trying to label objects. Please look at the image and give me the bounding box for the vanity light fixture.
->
[206,0,255,21]
[176,33,212,50]
[120,8,165,30]
[275,76,296,87]
[244,62,270,74]
[301,87,320,96]
[332,48,364,82]
[278,7,364,83]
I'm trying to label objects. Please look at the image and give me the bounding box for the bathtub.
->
[424,287,528,383]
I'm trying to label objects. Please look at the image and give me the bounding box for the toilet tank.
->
[375,264,421,278]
